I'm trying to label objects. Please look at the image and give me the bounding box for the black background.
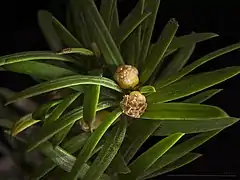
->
[0,0,240,179]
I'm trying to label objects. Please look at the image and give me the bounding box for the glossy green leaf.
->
[4,61,84,93]
[47,93,82,146]
[139,85,156,94]
[155,42,240,89]
[107,153,131,175]
[152,89,226,136]
[91,42,102,58]
[121,0,145,67]
[12,114,40,136]
[144,130,220,177]
[120,120,161,163]
[27,101,115,151]
[82,12,96,47]
[62,133,90,153]
[63,109,122,180]
[57,48,94,56]
[40,140,103,175]
[70,0,92,47]
[83,119,127,180]
[38,10,63,51]
[144,153,202,179]
[135,0,145,66]
[183,89,223,103]
[153,117,238,136]
[121,31,137,66]
[100,0,117,30]
[139,0,161,65]
[166,33,219,55]
[52,13,83,48]
[40,141,75,172]
[142,103,228,120]
[6,75,122,105]
[113,11,151,45]
[4,61,76,81]
[32,100,62,120]
[0,51,76,67]
[159,43,195,78]
[82,0,124,67]
[44,92,81,127]
[140,19,179,84]
[35,142,106,180]
[149,67,240,103]
[122,133,184,180]
[30,133,89,180]
[61,105,84,119]
[100,87,119,100]
[110,4,119,34]
[52,124,74,147]
[83,71,101,130]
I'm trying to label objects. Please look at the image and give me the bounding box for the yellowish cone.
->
[114,65,139,89]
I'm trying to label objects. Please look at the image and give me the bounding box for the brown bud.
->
[120,91,147,118]
[47,89,72,100]
[114,65,139,89]
[80,111,110,132]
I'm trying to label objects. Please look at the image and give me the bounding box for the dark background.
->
[0,0,240,179]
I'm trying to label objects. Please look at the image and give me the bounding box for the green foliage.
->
[165,32,218,56]
[139,85,156,94]
[120,0,145,67]
[4,61,77,81]
[78,0,125,67]
[121,133,184,180]
[12,114,40,136]
[139,0,161,66]
[120,120,161,164]
[30,133,90,179]
[0,51,76,66]
[183,89,223,103]
[82,119,127,180]
[142,103,228,120]
[44,92,81,127]
[0,0,239,180]
[113,10,151,46]
[83,70,102,130]
[144,153,202,179]
[57,48,94,56]
[27,101,116,152]
[140,18,179,84]
[155,42,240,88]
[148,67,240,103]
[143,130,221,177]
[38,10,64,51]
[153,117,238,136]
[63,109,122,180]
[107,153,131,175]
[100,0,117,30]
[159,43,195,78]
[6,75,122,105]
